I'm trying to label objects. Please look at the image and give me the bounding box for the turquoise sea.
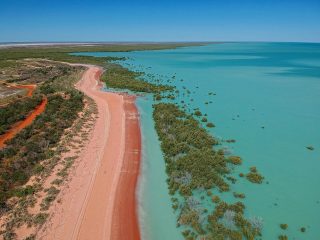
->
[75,42,320,239]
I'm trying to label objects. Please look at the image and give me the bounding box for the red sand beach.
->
[111,94,141,240]
[37,66,141,240]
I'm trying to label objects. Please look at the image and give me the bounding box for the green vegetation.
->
[201,117,207,122]
[11,185,35,198]
[153,103,227,194]
[0,43,205,237]
[0,44,201,95]
[278,235,288,240]
[0,60,80,84]
[206,122,215,128]
[207,202,262,239]
[246,167,264,184]
[0,65,84,208]
[0,43,192,94]
[0,43,201,66]
[154,94,162,101]
[212,195,220,203]
[153,103,261,239]
[280,223,288,230]
[194,110,202,116]
[41,186,60,210]
[227,156,242,165]
[33,212,49,225]
[101,63,173,93]
[0,95,42,134]
[0,43,273,239]
[233,192,246,199]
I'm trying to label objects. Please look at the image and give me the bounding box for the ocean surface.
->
[75,42,320,239]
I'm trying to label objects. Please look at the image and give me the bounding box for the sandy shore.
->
[111,94,141,240]
[37,66,141,240]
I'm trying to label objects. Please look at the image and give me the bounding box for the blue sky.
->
[0,0,319,42]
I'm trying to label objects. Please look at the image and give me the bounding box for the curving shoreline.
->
[37,66,141,239]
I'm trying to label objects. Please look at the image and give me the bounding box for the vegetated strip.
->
[0,43,204,67]
[0,96,47,148]
[0,95,43,135]
[0,65,84,208]
[153,103,261,240]
[101,63,173,93]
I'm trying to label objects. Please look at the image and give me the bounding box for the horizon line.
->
[1,40,320,45]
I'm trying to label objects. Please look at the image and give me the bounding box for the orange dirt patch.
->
[11,84,36,97]
[0,96,48,148]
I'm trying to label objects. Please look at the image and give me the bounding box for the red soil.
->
[111,94,141,240]
[0,95,47,149]
[12,84,36,97]
[37,66,141,240]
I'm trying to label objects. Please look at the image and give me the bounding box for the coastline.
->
[0,43,318,240]
[110,94,141,240]
[135,96,184,240]
[37,66,141,239]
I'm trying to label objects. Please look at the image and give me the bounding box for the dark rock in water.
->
[306,146,314,151]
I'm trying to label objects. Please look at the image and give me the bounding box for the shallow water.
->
[136,95,183,240]
[75,42,320,239]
